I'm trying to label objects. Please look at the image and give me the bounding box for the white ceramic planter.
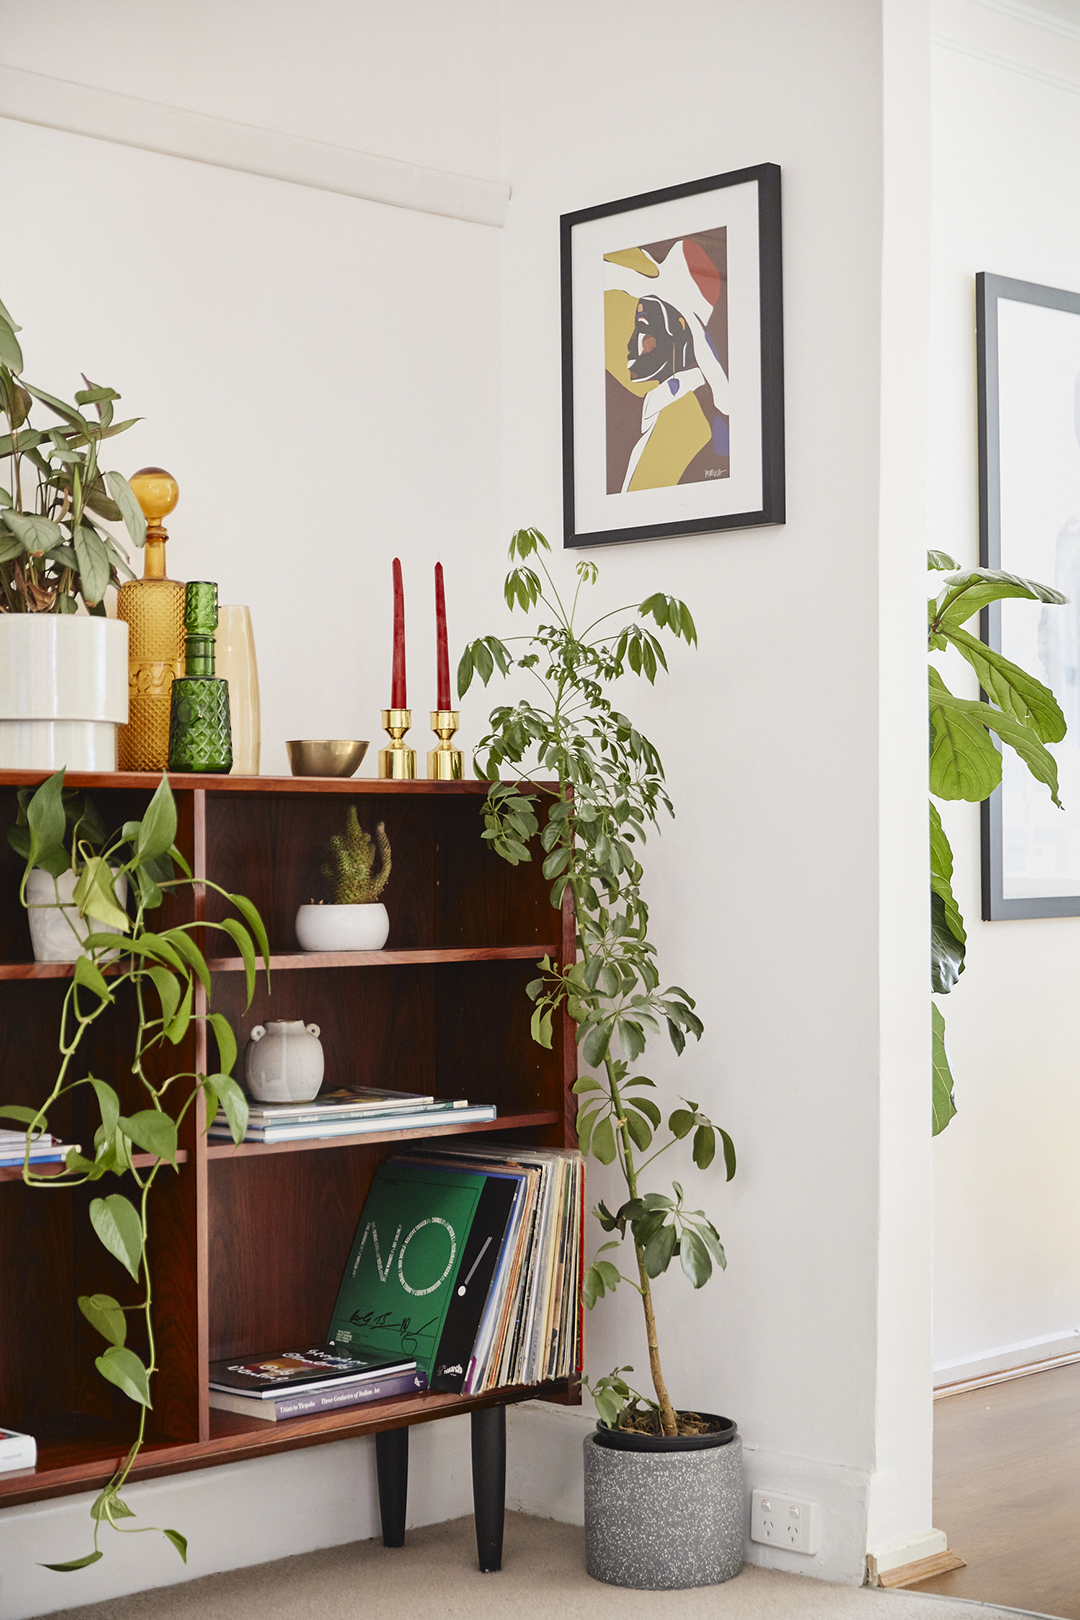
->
[26,867,129,962]
[0,615,128,770]
[245,1020,324,1102]
[295,902,389,953]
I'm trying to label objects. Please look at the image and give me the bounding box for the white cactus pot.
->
[26,867,129,962]
[245,1020,325,1103]
[294,902,389,953]
[0,615,128,770]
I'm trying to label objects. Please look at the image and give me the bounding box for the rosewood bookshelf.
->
[0,771,578,1560]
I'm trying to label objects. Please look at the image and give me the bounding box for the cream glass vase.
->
[214,606,260,775]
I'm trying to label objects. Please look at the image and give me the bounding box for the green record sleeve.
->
[326,1163,486,1376]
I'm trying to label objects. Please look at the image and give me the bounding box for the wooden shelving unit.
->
[0,770,578,1511]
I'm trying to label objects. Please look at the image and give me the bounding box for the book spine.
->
[270,1369,428,1419]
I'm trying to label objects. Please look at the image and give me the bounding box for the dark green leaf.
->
[218,917,256,1006]
[668,1108,694,1139]
[207,1012,237,1076]
[165,978,193,1045]
[42,1551,104,1571]
[89,1078,120,1140]
[78,1292,126,1347]
[931,889,966,994]
[643,1221,676,1277]
[624,1109,652,1150]
[73,953,113,1006]
[164,1529,188,1563]
[719,1128,737,1181]
[228,892,270,967]
[935,568,1066,629]
[137,774,178,861]
[161,928,210,994]
[25,769,66,871]
[206,1074,248,1144]
[145,964,181,1028]
[74,525,110,604]
[591,1115,616,1165]
[95,1345,151,1407]
[692,1124,715,1169]
[118,1108,178,1165]
[941,624,1066,743]
[89,1193,142,1280]
[932,1001,957,1135]
[679,1228,711,1288]
[72,858,130,932]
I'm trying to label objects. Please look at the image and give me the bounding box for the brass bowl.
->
[286,739,369,778]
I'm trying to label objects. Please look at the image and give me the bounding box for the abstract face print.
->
[604,228,729,495]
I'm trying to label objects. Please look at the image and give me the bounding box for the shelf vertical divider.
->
[193,786,211,1442]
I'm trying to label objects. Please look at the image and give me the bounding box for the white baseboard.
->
[934,1328,1080,1387]
[867,1527,948,1576]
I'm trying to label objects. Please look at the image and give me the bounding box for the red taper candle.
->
[391,557,407,709]
[435,562,450,710]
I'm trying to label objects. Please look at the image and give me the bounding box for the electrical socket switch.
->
[750,1489,818,1555]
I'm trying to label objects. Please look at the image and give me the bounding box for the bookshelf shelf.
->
[206,1110,560,1159]
[0,1150,189,1184]
[0,770,578,1511]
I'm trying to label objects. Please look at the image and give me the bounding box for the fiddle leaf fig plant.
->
[927,551,1067,1133]
[0,293,145,614]
[459,528,734,1438]
[3,769,269,1569]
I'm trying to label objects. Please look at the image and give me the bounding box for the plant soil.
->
[617,1409,723,1438]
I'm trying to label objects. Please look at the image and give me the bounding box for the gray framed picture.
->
[978,271,1080,918]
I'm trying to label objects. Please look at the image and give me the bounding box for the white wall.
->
[497,0,934,1583]
[929,2,1080,1385]
[0,0,942,1609]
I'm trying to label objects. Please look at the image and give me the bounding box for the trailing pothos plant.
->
[928,550,1067,1133]
[0,293,146,613]
[2,769,267,1571]
[458,528,734,1439]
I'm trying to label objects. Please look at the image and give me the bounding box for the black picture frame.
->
[560,163,785,549]
[978,270,1080,919]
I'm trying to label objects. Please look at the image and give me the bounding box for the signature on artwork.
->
[349,1308,438,1354]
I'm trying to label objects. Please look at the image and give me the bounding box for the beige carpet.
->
[43,1513,1040,1620]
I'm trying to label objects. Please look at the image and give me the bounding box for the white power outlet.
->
[750,1489,818,1555]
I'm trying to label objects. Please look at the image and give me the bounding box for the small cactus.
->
[322,808,391,904]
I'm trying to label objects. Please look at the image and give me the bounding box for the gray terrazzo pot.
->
[583,1417,743,1590]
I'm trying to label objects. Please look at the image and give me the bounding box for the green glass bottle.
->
[168,582,233,773]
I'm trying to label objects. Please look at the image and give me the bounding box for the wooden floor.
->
[917,1360,1080,1617]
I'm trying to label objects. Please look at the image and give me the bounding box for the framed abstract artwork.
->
[977,271,1080,918]
[560,162,784,549]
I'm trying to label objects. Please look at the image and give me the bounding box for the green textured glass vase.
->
[168,581,233,773]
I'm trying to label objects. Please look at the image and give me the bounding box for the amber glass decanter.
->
[116,468,185,772]
[168,582,233,773]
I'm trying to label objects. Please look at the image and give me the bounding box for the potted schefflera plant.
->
[459,529,740,1592]
[295,807,392,952]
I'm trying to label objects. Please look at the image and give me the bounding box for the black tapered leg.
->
[470,1403,506,1572]
[376,1425,409,1547]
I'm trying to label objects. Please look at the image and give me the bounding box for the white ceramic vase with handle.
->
[245,1020,324,1103]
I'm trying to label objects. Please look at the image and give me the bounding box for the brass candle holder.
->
[428,710,463,780]
[378,708,416,779]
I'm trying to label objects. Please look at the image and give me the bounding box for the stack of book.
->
[209,1348,428,1423]
[0,1130,79,1169]
[209,1086,496,1144]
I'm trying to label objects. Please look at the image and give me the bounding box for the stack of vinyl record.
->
[324,1144,584,1396]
